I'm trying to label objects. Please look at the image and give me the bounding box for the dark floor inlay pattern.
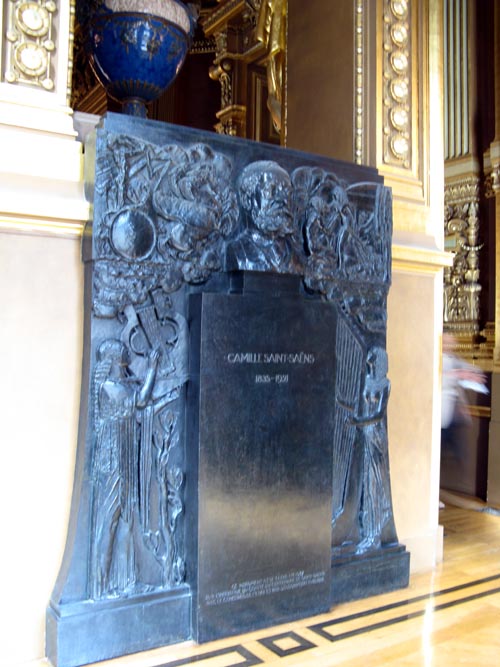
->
[309,584,500,642]
[156,644,263,667]
[152,575,500,665]
[258,631,317,657]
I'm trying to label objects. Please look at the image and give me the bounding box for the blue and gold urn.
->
[85,0,198,117]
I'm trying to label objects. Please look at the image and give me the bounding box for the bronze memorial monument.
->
[46,113,409,667]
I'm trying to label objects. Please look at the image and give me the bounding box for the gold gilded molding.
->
[190,36,217,55]
[209,57,234,109]
[382,0,412,169]
[214,104,246,136]
[3,0,58,90]
[201,0,249,36]
[377,0,433,218]
[66,0,76,106]
[0,214,84,239]
[392,244,452,275]
[445,173,481,205]
[354,0,365,165]
[442,3,489,351]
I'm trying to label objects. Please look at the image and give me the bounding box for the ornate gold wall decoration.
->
[208,34,246,135]
[382,0,412,168]
[443,176,482,335]
[442,1,488,347]
[201,0,284,142]
[256,0,286,134]
[484,160,500,198]
[3,0,57,90]
[65,0,76,106]
[209,58,233,110]
[201,0,254,34]
[202,0,258,137]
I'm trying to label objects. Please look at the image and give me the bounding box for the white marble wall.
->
[388,264,445,571]
[0,232,83,666]
[1,3,87,658]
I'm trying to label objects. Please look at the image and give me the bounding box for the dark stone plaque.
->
[187,277,336,641]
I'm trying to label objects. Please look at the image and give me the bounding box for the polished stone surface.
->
[187,276,336,641]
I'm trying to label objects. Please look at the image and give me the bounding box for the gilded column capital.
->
[444,175,481,207]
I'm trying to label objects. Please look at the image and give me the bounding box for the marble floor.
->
[83,498,500,667]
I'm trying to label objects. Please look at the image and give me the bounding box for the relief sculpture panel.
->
[86,135,240,602]
[47,114,408,667]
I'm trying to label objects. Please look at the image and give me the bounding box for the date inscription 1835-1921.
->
[46,114,409,667]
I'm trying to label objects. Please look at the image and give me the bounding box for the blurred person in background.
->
[440,333,487,504]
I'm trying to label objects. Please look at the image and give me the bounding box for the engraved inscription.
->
[255,373,289,384]
[228,351,314,386]
[227,352,315,364]
[204,570,326,606]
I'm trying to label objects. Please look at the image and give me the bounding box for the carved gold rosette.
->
[3,0,57,90]
[443,176,482,336]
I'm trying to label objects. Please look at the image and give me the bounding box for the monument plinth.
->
[46,113,409,667]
